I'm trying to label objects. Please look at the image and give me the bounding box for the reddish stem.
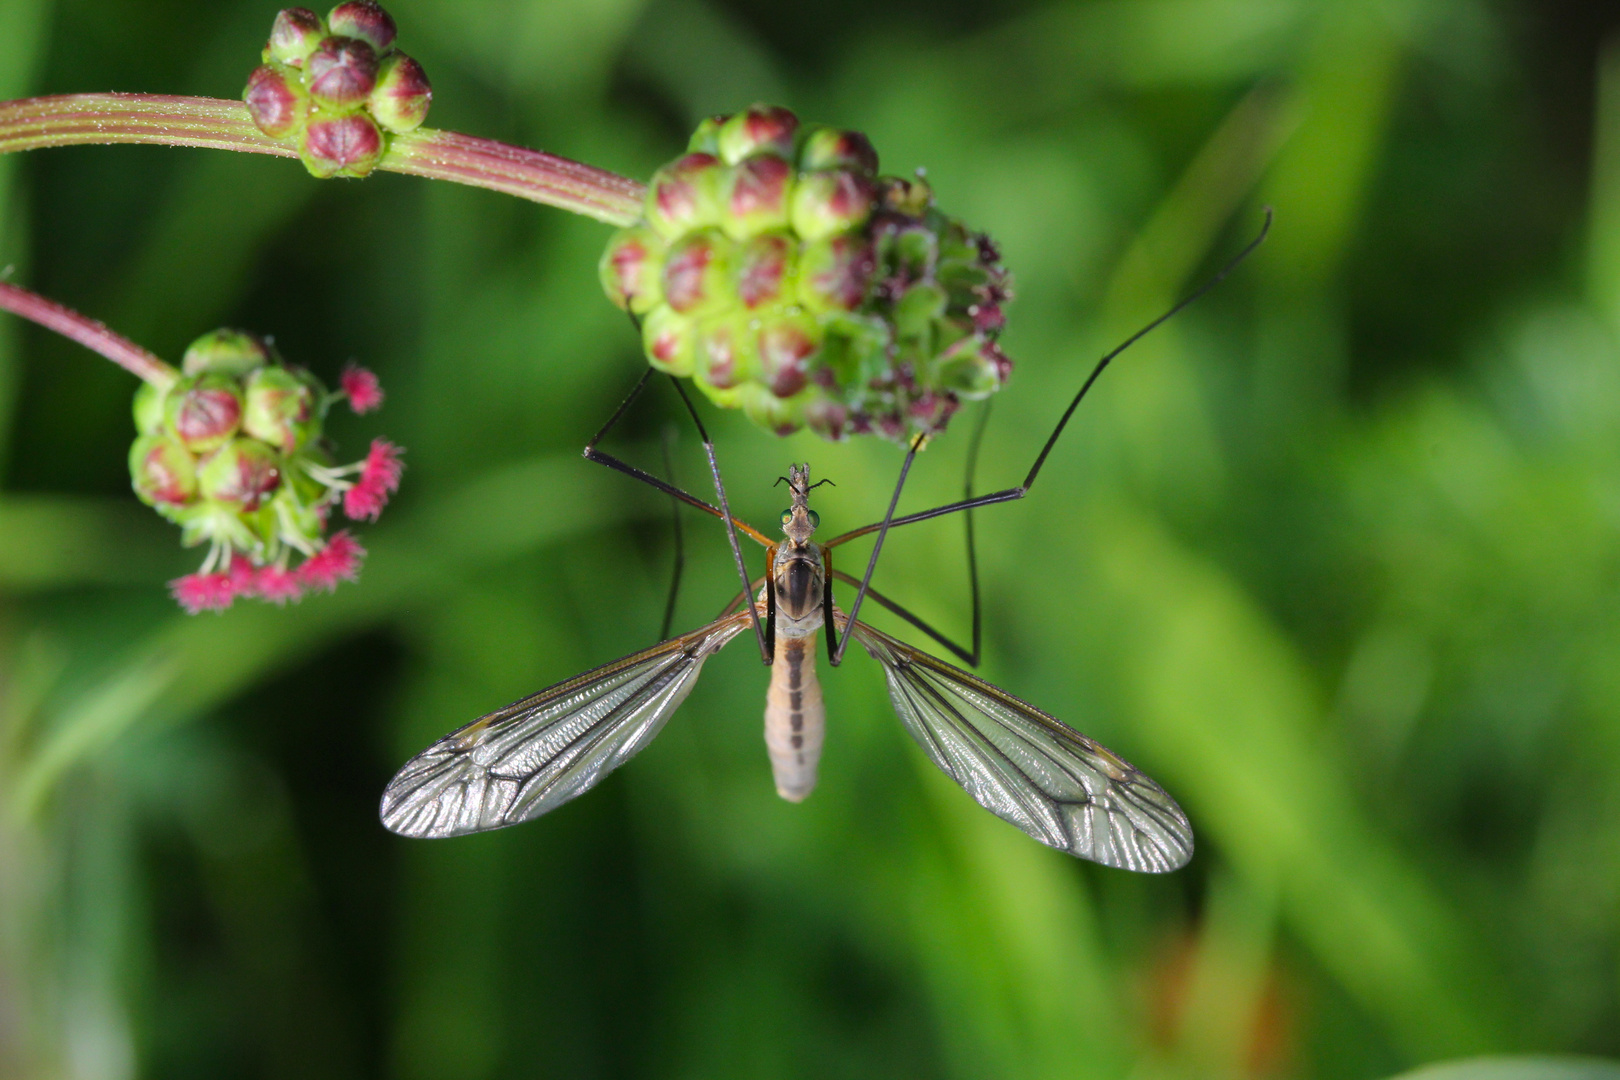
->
[0,281,180,387]
[0,93,647,225]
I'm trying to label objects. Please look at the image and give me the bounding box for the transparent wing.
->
[381,612,754,838]
[843,617,1193,872]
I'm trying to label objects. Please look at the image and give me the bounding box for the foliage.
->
[2,0,1619,1077]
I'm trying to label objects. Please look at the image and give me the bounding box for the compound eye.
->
[806,510,820,529]
[780,509,794,526]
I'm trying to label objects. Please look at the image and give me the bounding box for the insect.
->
[379,211,1269,871]
[380,463,1193,871]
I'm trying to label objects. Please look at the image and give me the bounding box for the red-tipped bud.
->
[695,315,759,391]
[757,312,822,398]
[644,153,726,239]
[733,233,795,309]
[165,375,243,454]
[797,126,878,175]
[242,367,317,451]
[183,328,274,377]
[608,106,1015,444]
[307,37,379,107]
[198,439,282,510]
[599,226,666,314]
[717,105,799,165]
[368,52,431,133]
[266,8,325,66]
[790,170,875,242]
[300,113,385,177]
[244,64,307,139]
[804,395,850,440]
[641,306,698,377]
[661,229,733,315]
[722,154,794,238]
[687,114,729,155]
[129,434,199,507]
[340,364,384,413]
[878,174,933,216]
[133,381,166,434]
[798,234,874,313]
[740,384,805,436]
[328,0,397,51]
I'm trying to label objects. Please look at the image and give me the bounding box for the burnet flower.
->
[127,328,403,613]
[599,105,1013,442]
[242,2,432,178]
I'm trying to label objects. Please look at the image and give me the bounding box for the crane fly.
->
[379,211,1270,872]
[380,463,1193,872]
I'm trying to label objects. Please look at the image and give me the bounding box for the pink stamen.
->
[343,439,404,521]
[254,564,306,604]
[298,531,366,592]
[341,364,385,414]
[170,571,238,614]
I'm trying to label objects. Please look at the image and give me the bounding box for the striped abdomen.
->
[764,636,824,802]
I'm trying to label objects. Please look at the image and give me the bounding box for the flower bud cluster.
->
[599,104,1012,441]
[129,329,403,613]
[243,2,432,179]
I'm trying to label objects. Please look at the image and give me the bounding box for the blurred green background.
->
[4,0,1620,1077]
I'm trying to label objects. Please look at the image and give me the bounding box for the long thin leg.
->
[666,378,771,664]
[717,573,769,618]
[823,208,1273,551]
[658,426,685,642]
[828,569,974,665]
[582,369,774,547]
[959,400,990,665]
[830,432,923,666]
[883,399,988,666]
[821,547,838,663]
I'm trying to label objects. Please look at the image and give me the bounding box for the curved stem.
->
[0,281,179,387]
[0,93,647,226]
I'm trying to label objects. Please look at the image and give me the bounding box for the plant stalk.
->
[0,281,179,387]
[0,93,647,225]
